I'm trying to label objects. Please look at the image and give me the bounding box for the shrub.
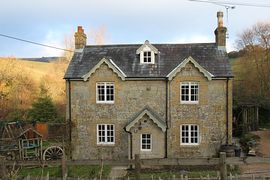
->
[28,95,57,122]
[239,133,260,154]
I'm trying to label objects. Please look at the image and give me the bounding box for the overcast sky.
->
[1,0,270,57]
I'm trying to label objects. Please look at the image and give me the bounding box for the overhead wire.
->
[0,33,74,52]
[189,0,270,8]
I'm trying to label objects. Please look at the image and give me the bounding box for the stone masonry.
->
[68,62,232,160]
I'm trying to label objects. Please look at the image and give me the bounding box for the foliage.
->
[234,22,270,109]
[239,133,260,154]
[0,58,38,120]
[259,108,270,129]
[6,109,24,121]
[228,50,245,59]
[28,95,57,122]
[128,167,240,178]
[0,57,69,121]
[19,166,62,177]
[68,165,111,178]
[18,165,111,178]
[28,84,58,122]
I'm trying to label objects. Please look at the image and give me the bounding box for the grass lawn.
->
[127,165,240,179]
[137,170,218,178]
[18,165,111,178]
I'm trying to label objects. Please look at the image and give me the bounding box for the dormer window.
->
[143,51,152,63]
[136,40,158,65]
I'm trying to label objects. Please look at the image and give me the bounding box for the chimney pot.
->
[78,26,84,33]
[74,26,87,50]
[217,11,224,28]
[214,11,227,51]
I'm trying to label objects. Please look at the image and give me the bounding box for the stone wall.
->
[68,62,232,160]
[69,63,166,160]
[167,62,232,158]
[130,115,165,159]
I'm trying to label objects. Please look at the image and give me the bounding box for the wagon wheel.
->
[43,146,64,161]
[6,151,16,160]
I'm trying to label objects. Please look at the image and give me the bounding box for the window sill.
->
[96,101,114,104]
[180,143,199,146]
[140,62,155,65]
[140,149,152,152]
[180,101,199,105]
[97,143,115,146]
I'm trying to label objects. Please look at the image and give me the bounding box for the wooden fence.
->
[2,153,270,180]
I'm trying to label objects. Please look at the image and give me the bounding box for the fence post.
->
[46,172,50,180]
[229,173,232,180]
[62,150,67,180]
[219,152,227,180]
[0,156,7,179]
[217,171,221,180]
[135,154,141,180]
[180,174,183,180]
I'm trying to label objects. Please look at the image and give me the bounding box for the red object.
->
[35,123,48,139]
[78,26,84,33]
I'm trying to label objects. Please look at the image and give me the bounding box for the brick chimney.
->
[74,26,87,51]
[214,11,227,51]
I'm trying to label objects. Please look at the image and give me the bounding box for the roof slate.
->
[64,43,232,79]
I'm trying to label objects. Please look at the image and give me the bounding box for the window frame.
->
[140,51,154,64]
[180,82,199,104]
[96,82,115,104]
[140,133,152,151]
[97,124,115,145]
[180,124,199,146]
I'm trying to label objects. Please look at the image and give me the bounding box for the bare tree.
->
[89,26,110,45]
[235,21,270,107]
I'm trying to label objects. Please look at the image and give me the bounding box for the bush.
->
[239,133,260,154]
[6,110,24,121]
[68,165,111,178]
[19,165,111,178]
[28,96,58,122]
[19,166,61,177]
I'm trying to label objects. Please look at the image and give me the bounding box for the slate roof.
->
[64,43,232,79]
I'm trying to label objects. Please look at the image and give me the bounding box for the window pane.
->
[97,83,114,103]
[106,84,114,101]
[181,125,199,144]
[141,134,151,150]
[143,51,152,63]
[97,124,114,144]
[144,52,147,56]
[97,84,105,101]
[181,83,189,101]
[181,82,198,102]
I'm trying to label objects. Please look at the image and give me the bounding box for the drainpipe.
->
[165,78,169,158]
[226,78,229,145]
[68,79,72,159]
[124,128,133,159]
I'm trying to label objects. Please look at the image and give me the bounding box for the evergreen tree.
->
[28,84,57,122]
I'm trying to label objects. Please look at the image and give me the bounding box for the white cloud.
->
[169,35,213,44]
[41,30,63,57]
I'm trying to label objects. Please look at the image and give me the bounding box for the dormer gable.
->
[136,40,158,64]
[166,56,214,81]
[82,58,126,81]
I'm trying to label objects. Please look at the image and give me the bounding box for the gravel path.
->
[240,130,270,175]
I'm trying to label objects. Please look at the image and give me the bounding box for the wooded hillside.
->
[0,57,68,122]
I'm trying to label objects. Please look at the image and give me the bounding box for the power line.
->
[0,33,74,52]
[189,0,270,8]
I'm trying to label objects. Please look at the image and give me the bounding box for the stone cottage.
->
[64,11,233,160]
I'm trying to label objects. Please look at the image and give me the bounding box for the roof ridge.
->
[84,42,216,48]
